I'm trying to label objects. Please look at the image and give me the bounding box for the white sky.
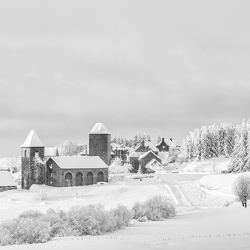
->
[1,0,250,156]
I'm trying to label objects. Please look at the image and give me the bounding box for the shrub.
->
[132,201,147,220]
[111,205,134,229]
[132,195,176,221]
[144,196,176,220]
[0,217,51,246]
[66,204,117,235]
[19,210,44,219]
[45,209,74,237]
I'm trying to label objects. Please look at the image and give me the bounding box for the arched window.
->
[86,172,93,185]
[76,172,83,186]
[35,150,39,158]
[24,150,27,157]
[97,172,104,182]
[65,172,73,187]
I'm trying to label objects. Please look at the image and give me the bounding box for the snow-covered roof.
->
[156,138,179,148]
[129,152,145,158]
[0,171,17,187]
[145,158,162,169]
[50,156,108,169]
[45,147,58,157]
[89,123,110,134]
[21,130,44,148]
[139,150,162,161]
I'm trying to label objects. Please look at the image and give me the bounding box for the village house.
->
[129,140,160,173]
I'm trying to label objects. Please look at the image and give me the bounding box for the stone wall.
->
[0,186,17,192]
[61,167,108,186]
[46,159,108,187]
[89,134,111,165]
[21,147,45,190]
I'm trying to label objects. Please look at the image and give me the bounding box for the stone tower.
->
[21,130,45,190]
[89,123,111,165]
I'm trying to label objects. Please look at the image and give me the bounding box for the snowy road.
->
[158,174,204,207]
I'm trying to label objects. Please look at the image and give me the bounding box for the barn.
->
[45,156,108,187]
[0,171,17,191]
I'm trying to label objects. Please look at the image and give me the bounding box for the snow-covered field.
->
[2,158,250,249]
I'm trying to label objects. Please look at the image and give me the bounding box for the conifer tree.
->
[229,120,249,173]
[157,135,161,143]
[201,126,211,160]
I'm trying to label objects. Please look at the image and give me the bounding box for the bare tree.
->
[232,174,250,208]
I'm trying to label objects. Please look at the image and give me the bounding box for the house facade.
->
[139,150,162,174]
[45,156,108,187]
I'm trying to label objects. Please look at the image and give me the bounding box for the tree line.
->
[186,119,250,173]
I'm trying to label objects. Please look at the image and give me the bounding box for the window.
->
[35,151,39,158]
[24,150,27,157]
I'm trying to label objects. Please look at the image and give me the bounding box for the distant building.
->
[111,144,130,162]
[156,138,170,152]
[129,140,160,173]
[21,123,111,190]
[138,150,162,174]
[0,171,17,191]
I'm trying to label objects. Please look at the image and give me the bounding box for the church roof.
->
[50,156,108,169]
[0,171,17,187]
[89,123,110,134]
[21,130,44,148]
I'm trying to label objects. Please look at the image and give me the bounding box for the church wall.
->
[89,134,111,165]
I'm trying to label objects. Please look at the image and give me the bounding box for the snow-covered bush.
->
[109,158,132,174]
[132,195,176,221]
[110,205,134,229]
[0,157,21,172]
[0,204,134,246]
[45,209,75,237]
[0,217,51,246]
[132,201,147,220]
[19,210,44,219]
[66,204,117,235]
[232,174,250,207]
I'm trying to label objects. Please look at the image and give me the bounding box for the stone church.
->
[21,123,111,189]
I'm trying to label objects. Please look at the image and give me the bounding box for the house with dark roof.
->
[0,171,17,191]
[129,140,161,173]
[156,138,170,152]
[45,156,108,187]
[138,150,162,174]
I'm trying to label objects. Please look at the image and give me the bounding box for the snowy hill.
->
[180,157,230,173]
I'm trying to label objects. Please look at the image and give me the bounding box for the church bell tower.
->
[89,123,111,165]
[21,130,45,189]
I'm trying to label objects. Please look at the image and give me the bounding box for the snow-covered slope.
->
[181,157,230,173]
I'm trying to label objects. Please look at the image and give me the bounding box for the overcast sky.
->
[1,0,250,157]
